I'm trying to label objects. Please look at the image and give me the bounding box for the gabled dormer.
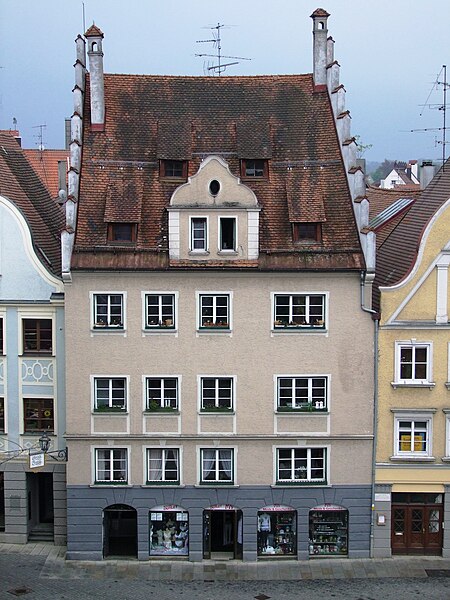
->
[167,156,260,263]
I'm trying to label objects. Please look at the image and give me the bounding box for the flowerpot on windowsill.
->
[95,322,107,328]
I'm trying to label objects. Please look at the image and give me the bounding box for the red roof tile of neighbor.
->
[84,24,104,37]
[370,160,450,312]
[0,133,64,276]
[23,149,69,200]
[73,72,364,271]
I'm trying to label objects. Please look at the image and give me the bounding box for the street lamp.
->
[39,431,51,453]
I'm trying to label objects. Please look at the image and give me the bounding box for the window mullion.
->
[305,296,310,323]
[215,378,219,407]
[292,379,296,407]
[306,449,311,480]
[308,379,312,404]
[289,296,293,322]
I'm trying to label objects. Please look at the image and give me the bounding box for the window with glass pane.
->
[191,218,207,251]
[277,448,326,483]
[108,223,136,242]
[147,448,179,483]
[219,218,236,251]
[95,448,127,483]
[278,377,327,411]
[93,294,123,328]
[274,294,325,328]
[201,449,233,483]
[201,377,233,411]
[146,378,178,410]
[23,319,52,353]
[399,346,428,381]
[397,420,429,454]
[160,160,187,178]
[200,294,229,328]
[23,398,54,432]
[242,159,267,178]
[146,294,175,328]
[0,318,3,354]
[94,378,127,411]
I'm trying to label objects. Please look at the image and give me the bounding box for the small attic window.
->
[241,159,268,179]
[293,223,322,243]
[160,160,188,180]
[107,223,137,243]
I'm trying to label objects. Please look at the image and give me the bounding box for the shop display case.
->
[258,509,297,556]
[309,507,348,556]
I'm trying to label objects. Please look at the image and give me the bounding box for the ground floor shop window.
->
[257,506,297,556]
[149,506,189,556]
[309,505,348,556]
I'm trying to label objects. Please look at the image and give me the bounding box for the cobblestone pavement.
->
[1,543,450,599]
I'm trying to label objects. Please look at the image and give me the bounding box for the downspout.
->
[360,271,379,558]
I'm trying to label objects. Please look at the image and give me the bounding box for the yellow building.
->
[369,166,450,557]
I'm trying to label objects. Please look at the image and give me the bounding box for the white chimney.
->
[420,160,435,190]
[85,24,105,132]
[311,8,330,90]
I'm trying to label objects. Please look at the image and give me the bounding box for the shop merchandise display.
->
[150,511,189,555]
[257,510,296,556]
[309,508,348,556]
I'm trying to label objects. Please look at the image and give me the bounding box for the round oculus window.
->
[209,179,220,196]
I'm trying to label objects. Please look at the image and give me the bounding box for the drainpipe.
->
[360,271,379,558]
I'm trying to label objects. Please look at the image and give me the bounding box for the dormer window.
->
[107,223,137,243]
[219,217,236,251]
[293,223,322,243]
[241,159,268,179]
[190,217,208,252]
[160,160,188,179]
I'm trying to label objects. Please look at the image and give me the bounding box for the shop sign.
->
[311,503,346,512]
[29,452,45,469]
[208,504,237,511]
[260,504,294,512]
[151,505,185,512]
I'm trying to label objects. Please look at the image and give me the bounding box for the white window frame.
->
[199,448,235,485]
[393,341,433,387]
[445,411,450,458]
[271,292,327,330]
[94,447,129,484]
[145,376,179,411]
[91,375,129,412]
[145,447,181,485]
[18,310,55,356]
[0,312,5,355]
[218,215,237,253]
[142,291,178,331]
[189,216,209,252]
[392,412,434,459]
[275,375,328,412]
[198,375,235,412]
[90,291,126,330]
[197,291,232,330]
[275,447,327,484]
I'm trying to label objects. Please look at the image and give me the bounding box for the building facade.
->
[64,10,375,561]
[0,132,66,545]
[372,161,450,557]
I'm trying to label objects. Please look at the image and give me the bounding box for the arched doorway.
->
[203,504,243,560]
[103,504,137,559]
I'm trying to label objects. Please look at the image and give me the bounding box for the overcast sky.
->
[1,0,449,162]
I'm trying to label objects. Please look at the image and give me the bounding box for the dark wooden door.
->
[392,504,442,555]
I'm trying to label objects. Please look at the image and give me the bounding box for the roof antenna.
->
[82,2,86,33]
[408,65,450,171]
[195,23,251,76]
[32,124,47,151]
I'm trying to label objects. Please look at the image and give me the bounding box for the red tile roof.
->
[0,133,64,276]
[73,73,364,271]
[23,149,69,200]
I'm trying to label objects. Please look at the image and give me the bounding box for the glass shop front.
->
[257,505,297,557]
[149,505,189,556]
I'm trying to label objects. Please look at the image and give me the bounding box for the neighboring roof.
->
[23,149,68,200]
[74,73,364,271]
[368,197,416,231]
[85,24,104,37]
[0,132,64,277]
[371,159,450,311]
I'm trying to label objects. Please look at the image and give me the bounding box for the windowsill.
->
[90,483,131,488]
[217,250,238,256]
[188,250,210,256]
[441,457,450,462]
[276,409,329,415]
[195,483,238,488]
[271,328,327,336]
[391,382,435,389]
[197,329,232,336]
[91,328,126,336]
[22,352,54,357]
[22,432,55,436]
[389,455,435,462]
[92,410,128,415]
[144,410,180,415]
[445,383,450,390]
[159,176,187,183]
[200,410,235,415]
[272,482,329,488]
[141,483,185,488]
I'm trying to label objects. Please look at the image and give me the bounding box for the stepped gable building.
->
[63,10,375,562]
[0,132,66,545]
[371,159,450,557]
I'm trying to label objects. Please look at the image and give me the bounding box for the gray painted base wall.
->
[66,484,371,561]
[0,461,67,545]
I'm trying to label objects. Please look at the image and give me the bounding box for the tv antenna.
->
[408,65,450,171]
[195,23,251,75]
[32,124,47,151]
